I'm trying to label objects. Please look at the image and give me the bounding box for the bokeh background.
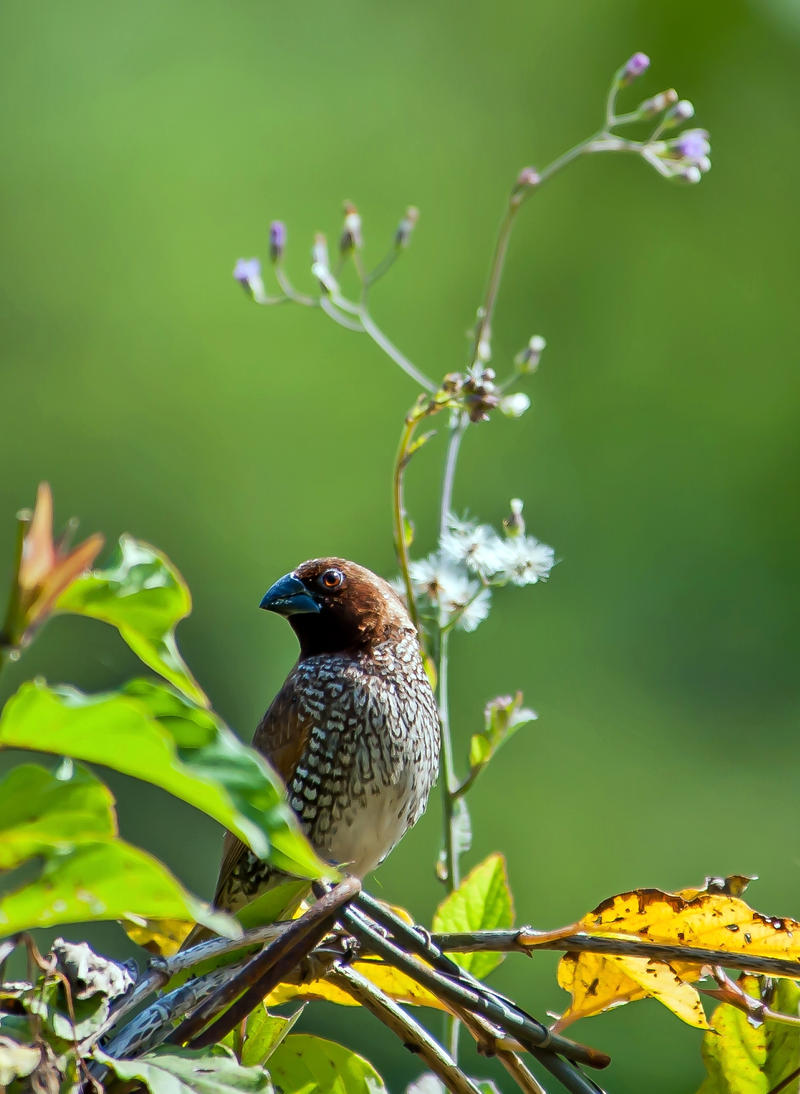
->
[1,0,799,1090]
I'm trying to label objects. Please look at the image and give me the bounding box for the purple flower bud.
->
[674,130,711,164]
[232,257,265,301]
[233,257,260,284]
[621,52,650,85]
[516,167,540,189]
[510,166,540,208]
[269,221,286,263]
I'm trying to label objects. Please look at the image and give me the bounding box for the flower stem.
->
[392,414,422,633]
[439,415,467,538]
[0,513,29,685]
[359,309,437,393]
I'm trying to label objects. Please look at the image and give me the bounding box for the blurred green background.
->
[1,0,799,1090]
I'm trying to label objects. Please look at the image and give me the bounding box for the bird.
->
[198,557,440,930]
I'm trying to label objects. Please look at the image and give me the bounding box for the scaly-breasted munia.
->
[210,557,440,918]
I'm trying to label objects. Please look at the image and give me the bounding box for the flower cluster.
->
[649,128,711,184]
[400,503,555,633]
[608,52,712,185]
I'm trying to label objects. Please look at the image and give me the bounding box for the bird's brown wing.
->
[213,668,313,911]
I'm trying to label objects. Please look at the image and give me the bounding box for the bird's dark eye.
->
[319,568,344,590]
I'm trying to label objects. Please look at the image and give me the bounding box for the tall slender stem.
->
[437,622,463,1059]
[0,514,29,686]
[392,414,422,632]
[439,416,467,537]
[469,132,605,375]
[438,628,459,884]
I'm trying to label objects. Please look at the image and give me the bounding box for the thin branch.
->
[320,295,366,331]
[366,249,399,286]
[275,266,317,307]
[172,878,360,1049]
[358,308,437,392]
[446,997,547,1094]
[349,897,607,1092]
[703,966,800,1029]
[330,963,484,1094]
[432,928,800,979]
[89,921,290,1050]
[338,904,610,1077]
[98,958,250,1060]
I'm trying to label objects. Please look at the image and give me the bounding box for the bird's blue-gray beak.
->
[260,573,321,616]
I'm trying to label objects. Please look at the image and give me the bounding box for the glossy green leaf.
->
[0,839,236,938]
[432,853,513,980]
[239,1004,303,1067]
[0,678,326,879]
[698,976,800,1094]
[267,1034,386,1094]
[97,1045,273,1094]
[0,763,115,868]
[55,535,207,706]
[468,693,536,778]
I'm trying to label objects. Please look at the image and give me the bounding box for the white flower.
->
[455,586,491,632]
[496,534,555,586]
[408,554,448,601]
[435,565,490,632]
[499,392,531,418]
[407,552,492,632]
[440,515,507,578]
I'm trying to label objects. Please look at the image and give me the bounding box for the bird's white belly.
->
[323,776,413,878]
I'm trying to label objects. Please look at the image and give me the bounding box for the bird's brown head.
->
[259,557,413,658]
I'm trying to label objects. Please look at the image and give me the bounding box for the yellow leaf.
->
[124,917,193,956]
[553,878,800,1032]
[578,884,800,963]
[266,958,444,1011]
[556,952,709,1030]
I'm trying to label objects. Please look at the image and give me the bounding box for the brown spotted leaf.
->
[556,952,710,1030]
[577,881,800,961]
[554,878,800,1031]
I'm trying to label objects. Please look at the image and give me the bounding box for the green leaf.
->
[0,763,115,868]
[468,692,536,778]
[432,853,514,979]
[0,678,326,879]
[97,1045,273,1094]
[765,980,800,1091]
[0,839,235,938]
[267,1034,386,1094]
[698,976,800,1094]
[239,1004,303,1067]
[26,978,110,1043]
[55,535,207,706]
